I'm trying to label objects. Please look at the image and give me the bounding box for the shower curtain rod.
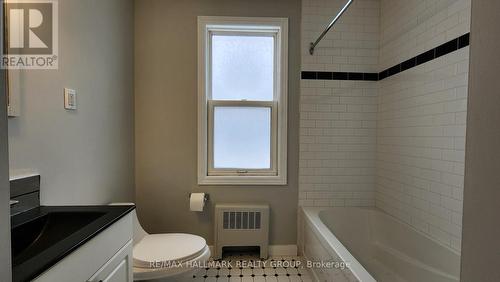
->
[309,0,354,55]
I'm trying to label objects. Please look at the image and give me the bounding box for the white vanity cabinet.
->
[33,213,133,282]
[87,240,132,282]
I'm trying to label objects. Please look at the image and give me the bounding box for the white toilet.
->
[130,209,211,281]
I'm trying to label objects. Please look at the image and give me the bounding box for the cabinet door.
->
[100,258,128,282]
[88,240,133,282]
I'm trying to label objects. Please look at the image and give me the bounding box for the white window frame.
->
[197,16,288,185]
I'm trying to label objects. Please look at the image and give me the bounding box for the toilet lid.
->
[133,233,207,268]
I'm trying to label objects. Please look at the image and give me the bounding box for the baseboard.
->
[207,245,298,257]
[269,245,298,256]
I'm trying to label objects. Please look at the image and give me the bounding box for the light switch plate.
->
[64,88,77,110]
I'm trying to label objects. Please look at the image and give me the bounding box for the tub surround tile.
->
[376,47,469,252]
[299,77,378,209]
[301,0,380,73]
[375,0,470,252]
[458,33,469,48]
[301,33,470,81]
[299,0,470,253]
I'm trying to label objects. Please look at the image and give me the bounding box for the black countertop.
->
[11,205,135,282]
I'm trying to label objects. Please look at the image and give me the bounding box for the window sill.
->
[198,175,287,186]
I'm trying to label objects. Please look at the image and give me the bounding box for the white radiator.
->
[214,203,269,259]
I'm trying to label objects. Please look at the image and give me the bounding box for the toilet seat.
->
[133,233,207,268]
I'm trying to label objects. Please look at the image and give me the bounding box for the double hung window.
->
[197,17,288,185]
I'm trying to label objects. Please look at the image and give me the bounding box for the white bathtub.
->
[298,207,461,282]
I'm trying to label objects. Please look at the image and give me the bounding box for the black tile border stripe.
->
[300,71,379,81]
[301,33,470,81]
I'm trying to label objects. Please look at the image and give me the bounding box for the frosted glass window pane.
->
[212,35,274,101]
[213,107,271,169]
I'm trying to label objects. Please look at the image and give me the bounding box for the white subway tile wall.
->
[299,0,381,208]
[376,0,471,252]
[379,0,471,70]
[377,48,469,252]
[299,0,471,252]
[299,80,378,207]
[302,0,381,72]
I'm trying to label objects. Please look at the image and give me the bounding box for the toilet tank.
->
[214,203,269,260]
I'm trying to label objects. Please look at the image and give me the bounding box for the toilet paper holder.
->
[189,193,209,202]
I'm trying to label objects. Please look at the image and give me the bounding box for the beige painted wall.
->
[8,0,135,205]
[461,1,500,280]
[134,0,301,245]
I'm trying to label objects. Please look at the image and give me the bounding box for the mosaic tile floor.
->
[191,253,314,282]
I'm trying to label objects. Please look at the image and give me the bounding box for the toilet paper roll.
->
[190,193,206,212]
